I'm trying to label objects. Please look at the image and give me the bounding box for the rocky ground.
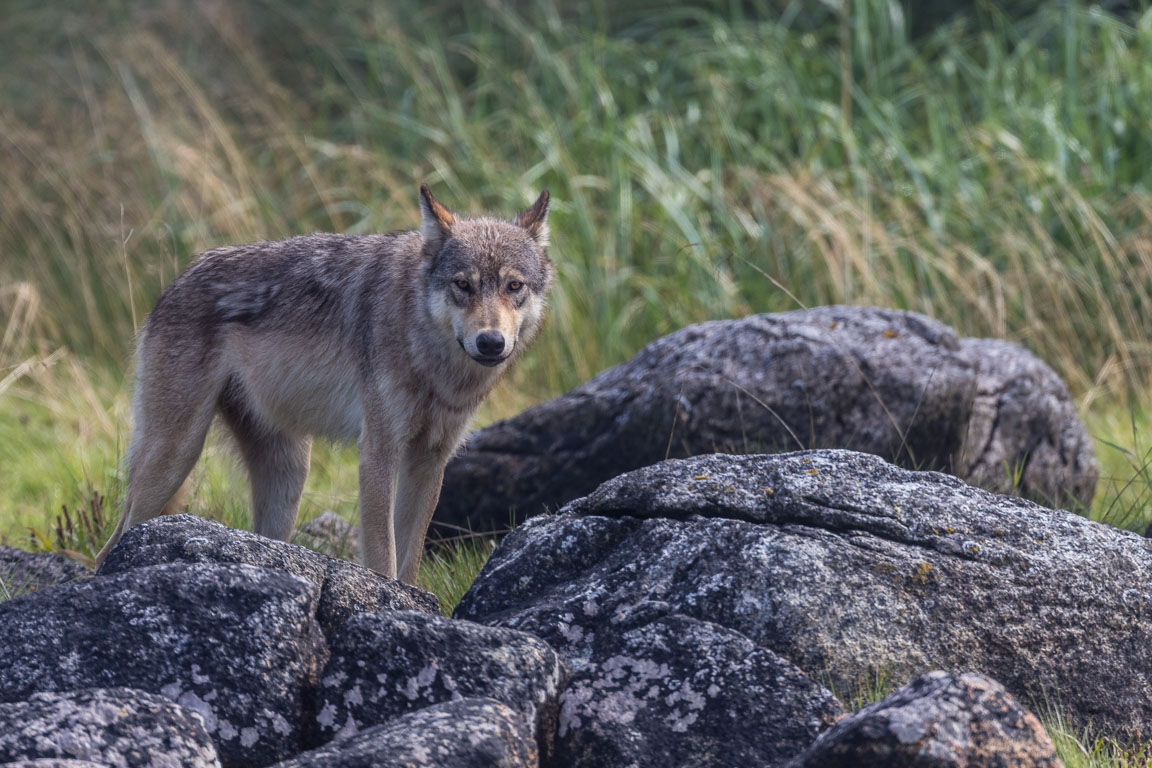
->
[434,307,1097,538]
[0,308,1110,766]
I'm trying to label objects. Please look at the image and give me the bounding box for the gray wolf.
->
[95,185,553,583]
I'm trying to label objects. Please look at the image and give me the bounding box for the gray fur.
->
[96,187,553,582]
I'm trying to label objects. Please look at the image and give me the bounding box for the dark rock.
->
[0,687,220,767]
[0,561,325,767]
[786,671,1061,767]
[315,610,565,758]
[457,450,1151,741]
[958,338,1097,509]
[271,698,537,768]
[0,546,88,597]
[554,615,844,768]
[434,307,1095,536]
[98,514,439,630]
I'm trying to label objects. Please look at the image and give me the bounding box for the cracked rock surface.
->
[0,687,221,768]
[457,449,1149,741]
[434,307,1095,536]
[315,610,565,759]
[270,698,538,768]
[958,338,1097,508]
[0,561,326,768]
[99,514,439,630]
[553,614,844,768]
[786,671,1061,767]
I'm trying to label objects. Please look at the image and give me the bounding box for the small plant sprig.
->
[28,489,109,569]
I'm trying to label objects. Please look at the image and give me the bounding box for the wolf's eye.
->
[454,279,472,292]
[507,280,524,292]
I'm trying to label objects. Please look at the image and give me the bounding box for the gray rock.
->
[2,761,108,767]
[271,698,537,768]
[98,514,439,630]
[294,512,356,559]
[434,307,1095,536]
[315,610,565,759]
[555,615,844,768]
[786,671,1061,767]
[958,338,1097,509]
[0,546,88,598]
[0,687,220,767]
[457,450,1150,741]
[0,561,325,767]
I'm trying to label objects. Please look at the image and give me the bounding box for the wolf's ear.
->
[420,184,456,255]
[513,189,550,248]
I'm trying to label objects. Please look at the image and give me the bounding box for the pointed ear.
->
[513,189,550,248]
[419,184,456,255]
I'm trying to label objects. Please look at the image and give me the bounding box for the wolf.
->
[94,185,553,583]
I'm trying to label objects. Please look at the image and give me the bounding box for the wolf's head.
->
[420,185,554,367]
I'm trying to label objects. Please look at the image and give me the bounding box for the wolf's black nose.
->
[476,331,506,356]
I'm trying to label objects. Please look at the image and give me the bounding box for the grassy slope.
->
[3,1,1152,761]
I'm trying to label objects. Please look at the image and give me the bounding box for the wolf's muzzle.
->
[458,337,510,366]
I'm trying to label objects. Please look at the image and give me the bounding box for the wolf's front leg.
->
[394,441,452,585]
[358,423,401,578]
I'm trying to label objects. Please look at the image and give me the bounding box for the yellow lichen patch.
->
[828,321,838,330]
[883,329,899,338]
[806,468,819,476]
[945,527,955,534]
[908,561,936,586]
[694,474,710,480]
[762,487,774,495]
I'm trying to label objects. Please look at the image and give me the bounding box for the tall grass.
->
[3,1,1152,532]
[4,1,1152,398]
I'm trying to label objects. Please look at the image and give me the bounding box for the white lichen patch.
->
[399,662,440,701]
[176,691,217,733]
[316,702,338,729]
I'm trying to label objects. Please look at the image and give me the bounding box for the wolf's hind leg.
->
[218,394,311,542]
[240,430,312,541]
[95,382,218,566]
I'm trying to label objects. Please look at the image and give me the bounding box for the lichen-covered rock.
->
[0,546,88,598]
[457,450,1150,741]
[98,514,438,630]
[0,687,221,767]
[957,338,1097,509]
[315,610,565,759]
[786,671,1062,767]
[434,307,1095,536]
[271,698,537,768]
[0,561,325,767]
[555,615,843,768]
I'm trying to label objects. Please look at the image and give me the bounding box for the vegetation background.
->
[3,1,1152,760]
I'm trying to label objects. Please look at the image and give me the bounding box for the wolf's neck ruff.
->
[95,185,553,584]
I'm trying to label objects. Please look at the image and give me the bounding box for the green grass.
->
[4,1,1152,763]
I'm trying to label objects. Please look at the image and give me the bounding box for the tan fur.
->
[95,186,553,583]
